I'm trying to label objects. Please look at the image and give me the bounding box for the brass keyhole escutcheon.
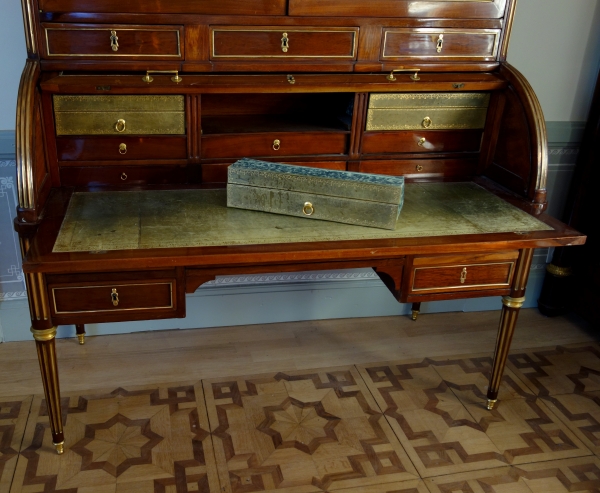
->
[417,137,426,147]
[115,119,126,133]
[436,34,444,53]
[460,267,467,284]
[120,172,128,181]
[416,164,424,172]
[422,117,432,129]
[303,202,314,216]
[111,288,119,306]
[119,143,127,154]
[110,30,119,52]
[281,33,289,53]
[273,139,281,151]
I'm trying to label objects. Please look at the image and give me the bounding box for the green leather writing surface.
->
[53,183,552,253]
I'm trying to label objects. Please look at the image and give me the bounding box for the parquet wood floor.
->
[0,309,598,492]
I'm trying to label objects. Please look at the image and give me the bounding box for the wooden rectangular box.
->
[227,158,404,229]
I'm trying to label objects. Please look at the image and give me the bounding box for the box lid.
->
[228,158,404,205]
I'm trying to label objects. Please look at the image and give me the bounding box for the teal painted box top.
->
[227,158,405,230]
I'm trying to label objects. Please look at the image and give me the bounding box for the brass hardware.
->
[460,267,467,284]
[281,32,289,53]
[416,164,424,172]
[417,137,426,147]
[142,70,182,83]
[422,116,432,128]
[273,139,281,151]
[303,202,314,216]
[411,310,419,321]
[77,334,85,345]
[110,30,119,52]
[502,295,526,309]
[436,34,444,53]
[546,263,572,277]
[96,85,111,91]
[453,83,465,89]
[115,119,126,133]
[120,173,128,181]
[386,68,421,81]
[287,74,296,84]
[486,399,498,410]
[119,143,127,154]
[111,288,119,306]
[30,326,58,342]
[54,441,65,455]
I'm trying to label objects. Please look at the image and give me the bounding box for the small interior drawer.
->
[201,133,348,159]
[358,159,477,180]
[381,29,500,61]
[43,24,183,58]
[404,252,519,298]
[211,27,358,59]
[59,166,189,187]
[362,130,483,154]
[56,136,187,162]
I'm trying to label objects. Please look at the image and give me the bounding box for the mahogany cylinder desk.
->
[15,0,585,454]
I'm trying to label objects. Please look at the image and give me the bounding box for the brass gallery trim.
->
[44,28,182,57]
[211,28,358,59]
[381,29,500,60]
[411,261,516,292]
[51,282,174,315]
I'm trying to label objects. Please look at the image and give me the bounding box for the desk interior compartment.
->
[201,93,353,159]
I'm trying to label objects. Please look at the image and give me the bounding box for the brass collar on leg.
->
[31,327,57,342]
[501,296,526,309]
[53,441,65,454]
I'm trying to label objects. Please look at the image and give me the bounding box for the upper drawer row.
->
[43,24,501,61]
[39,0,507,18]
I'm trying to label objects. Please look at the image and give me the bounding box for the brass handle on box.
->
[422,117,432,129]
[460,267,467,284]
[115,119,126,133]
[303,202,314,216]
[281,33,289,53]
[110,30,119,52]
[142,70,182,83]
[436,34,444,53]
[111,288,119,306]
[386,68,421,81]
[119,143,127,154]
[273,139,281,151]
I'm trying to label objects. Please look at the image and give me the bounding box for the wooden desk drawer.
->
[202,132,348,159]
[59,166,189,187]
[43,24,183,58]
[54,95,186,136]
[57,136,187,162]
[358,159,477,180]
[211,27,358,59]
[366,93,490,131]
[405,252,519,298]
[382,29,500,61]
[362,130,483,154]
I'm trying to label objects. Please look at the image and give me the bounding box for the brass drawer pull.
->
[121,172,128,181]
[460,267,467,284]
[303,202,314,216]
[142,70,182,83]
[386,68,421,81]
[111,288,119,306]
[417,138,426,147]
[273,139,281,151]
[436,34,444,53]
[119,143,127,154]
[281,32,289,53]
[422,117,432,129]
[115,119,126,133]
[110,30,119,52]
[416,164,424,172]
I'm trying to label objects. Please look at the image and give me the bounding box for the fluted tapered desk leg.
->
[31,327,64,454]
[486,248,534,410]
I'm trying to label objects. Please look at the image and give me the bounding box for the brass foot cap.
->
[411,310,419,321]
[486,399,498,411]
[77,334,85,345]
[53,441,65,454]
